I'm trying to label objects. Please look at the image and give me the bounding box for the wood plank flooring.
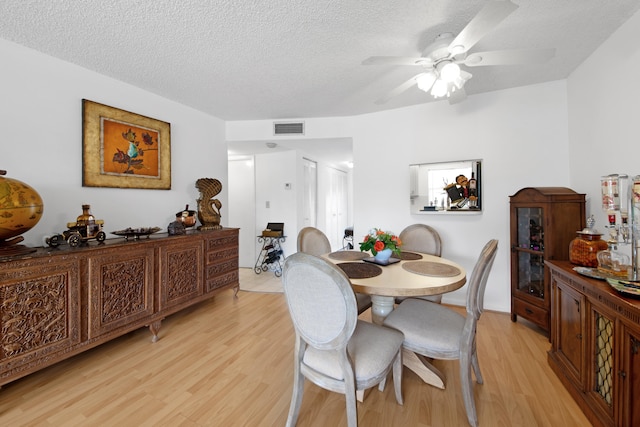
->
[0,273,590,426]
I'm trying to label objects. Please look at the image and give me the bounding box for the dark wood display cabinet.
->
[547,261,640,427]
[0,228,238,387]
[510,187,585,333]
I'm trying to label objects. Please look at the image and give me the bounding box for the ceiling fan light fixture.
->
[439,61,461,83]
[416,72,436,92]
[431,79,449,98]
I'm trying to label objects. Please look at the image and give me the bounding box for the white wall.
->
[254,150,298,257]
[228,157,256,267]
[1,38,228,247]
[350,82,569,311]
[227,81,570,312]
[567,8,640,230]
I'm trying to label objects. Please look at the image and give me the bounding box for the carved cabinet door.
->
[0,257,82,374]
[158,238,204,311]
[87,246,155,339]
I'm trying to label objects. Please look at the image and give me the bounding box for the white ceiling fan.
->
[363,0,555,105]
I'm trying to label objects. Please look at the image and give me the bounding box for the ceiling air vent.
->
[274,121,304,135]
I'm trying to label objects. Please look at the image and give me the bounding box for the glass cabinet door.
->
[515,207,545,298]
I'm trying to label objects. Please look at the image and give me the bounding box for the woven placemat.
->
[398,251,423,261]
[337,262,383,279]
[328,251,368,261]
[402,261,461,277]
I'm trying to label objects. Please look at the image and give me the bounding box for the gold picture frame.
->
[82,99,171,189]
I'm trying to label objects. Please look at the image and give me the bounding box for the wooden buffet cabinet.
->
[0,228,239,387]
[547,260,640,427]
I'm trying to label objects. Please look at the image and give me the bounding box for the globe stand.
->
[1,236,24,246]
[0,237,37,258]
[0,169,44,258]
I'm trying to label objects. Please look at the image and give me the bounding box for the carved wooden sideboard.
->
[547,260,640,427]
[0,228,239,387]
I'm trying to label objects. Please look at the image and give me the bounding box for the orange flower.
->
[359,227,402,256]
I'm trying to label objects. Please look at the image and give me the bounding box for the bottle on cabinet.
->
[529,219,543,251]
[76,204,95,227]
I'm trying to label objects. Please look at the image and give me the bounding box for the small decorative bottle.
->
[601,174,620,211]
[76,204,95,227]
[597,242,631,277]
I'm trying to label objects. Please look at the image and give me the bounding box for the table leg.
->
[369,295,446,389]
[370,295,395,325]
[402,349,445,389]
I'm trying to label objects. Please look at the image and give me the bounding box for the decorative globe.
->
[0,170,44,245]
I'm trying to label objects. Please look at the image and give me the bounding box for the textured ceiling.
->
[1,0,640,121]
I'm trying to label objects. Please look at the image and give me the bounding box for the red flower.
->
[373,241,385,252]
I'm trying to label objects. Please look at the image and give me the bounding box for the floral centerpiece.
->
[359,228,402,257]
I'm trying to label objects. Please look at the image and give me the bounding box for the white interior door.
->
[302,158,317,228]
[325,168,348,250]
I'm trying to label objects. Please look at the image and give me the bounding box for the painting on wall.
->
[82,99,171,189]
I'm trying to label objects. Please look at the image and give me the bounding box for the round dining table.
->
[323,249,467,389]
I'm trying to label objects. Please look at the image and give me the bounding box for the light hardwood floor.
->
[0,271,590,426]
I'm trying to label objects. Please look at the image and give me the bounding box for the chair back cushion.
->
[466,239,498,319]
[283,253,357,350]
[399,224,442,256]
[297,227,332,256]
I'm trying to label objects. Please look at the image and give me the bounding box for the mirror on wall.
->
[410,159,482,214]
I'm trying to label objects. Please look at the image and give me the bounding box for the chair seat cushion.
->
[383,298,465,359]
[304,320,403,381]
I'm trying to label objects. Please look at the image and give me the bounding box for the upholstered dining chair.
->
[398,223,444,303]
[297,227,372,314]
[282,253,404,427]
[383,239,498,427]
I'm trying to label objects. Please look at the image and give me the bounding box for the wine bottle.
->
[468,172,478,208]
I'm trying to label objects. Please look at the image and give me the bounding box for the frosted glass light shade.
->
[430,79,448,98]
[440,62,461,82]
[416,72,436,92]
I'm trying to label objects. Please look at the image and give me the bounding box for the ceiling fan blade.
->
[449,0,519,54]
[374,74,421,104]
[362,56,431,66]
[449,87,467,105]
[463,48,556,66]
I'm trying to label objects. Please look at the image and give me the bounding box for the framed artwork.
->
[82,99,171,189]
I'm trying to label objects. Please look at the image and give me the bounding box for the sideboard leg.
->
[233,285,240,298]
[149,320,162,342]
